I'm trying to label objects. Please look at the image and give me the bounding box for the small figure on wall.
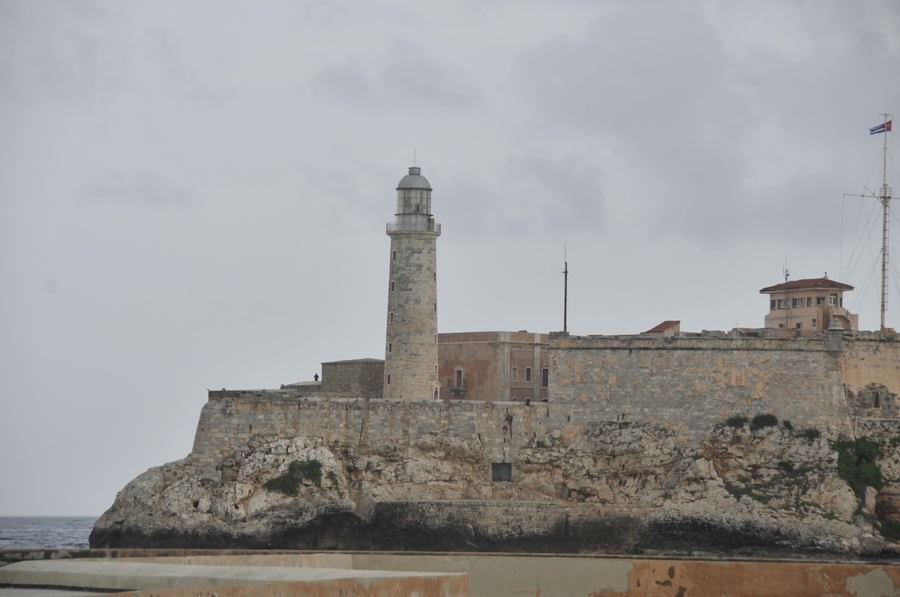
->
[314,373,319,382]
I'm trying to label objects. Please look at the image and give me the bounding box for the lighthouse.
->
[384,166,441,400]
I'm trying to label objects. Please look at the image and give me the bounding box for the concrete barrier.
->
[0,561,466,597]
[3,549,900,597]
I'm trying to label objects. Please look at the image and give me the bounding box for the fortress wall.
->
[188,395,609,478]
[321,360,384,399]
[186,335,897,479]
[839,336,900,397]
[548,334,853,441]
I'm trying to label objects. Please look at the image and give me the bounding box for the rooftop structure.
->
[641,320,681,337]
[760,276,858,331]
[438,331,549,403]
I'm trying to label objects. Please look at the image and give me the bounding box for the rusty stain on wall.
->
[602,560,900,597]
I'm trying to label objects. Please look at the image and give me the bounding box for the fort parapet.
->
[191,329,899,483]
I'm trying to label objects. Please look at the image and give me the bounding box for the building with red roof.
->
[759,276,858,331]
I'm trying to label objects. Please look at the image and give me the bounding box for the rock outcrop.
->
[91,418,898,557]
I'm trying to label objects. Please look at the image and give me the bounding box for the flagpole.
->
[563,243,568,333]
[844,114,893,331]
[879,113,891,331]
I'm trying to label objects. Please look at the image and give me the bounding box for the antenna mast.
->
[878,113,891,332]
[783,261,790,331]
[563,244,569,333]
[845,113,893,331]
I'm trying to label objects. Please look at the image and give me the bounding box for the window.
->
[777,299,787,309]
[816,296,825,306]
[511,366,518,381]
[795,323,802,329]
[792,298,803,308]
[389,312,393,322]
[778,324,785,329]
[829,294,838,307]
[388,343,392,353]
[391,281,395,291]
[525,368,532,382]
[387,374,391,384]
[874,392,882,408]
[491,463,512,482]
[434,302,437,312]
[812,318,817,327]
[541,368,549,388]
[807,297,813,307]
[392,251,396,261]
[456,369,463,387]
[770,300,776,310]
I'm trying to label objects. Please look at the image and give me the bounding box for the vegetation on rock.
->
[750,414,778,431]
[830,437,883,490]
[801,428,820,440]
[726,415,748,428]
[880,519,900,543]
[263,459,323,496]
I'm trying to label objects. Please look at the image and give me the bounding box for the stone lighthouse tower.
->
[384,166,441,400]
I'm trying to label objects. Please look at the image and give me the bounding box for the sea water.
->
[0,517,97,549]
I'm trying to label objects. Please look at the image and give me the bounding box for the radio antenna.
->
[845,113,893,331]
[563,244,569,333]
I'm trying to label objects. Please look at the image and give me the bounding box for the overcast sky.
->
[1,0,899,516]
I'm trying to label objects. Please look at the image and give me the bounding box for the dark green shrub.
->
[778,460,795,473]
[801,428,821,440]
[726,415,748,428]
[724,482,772,504]
[750,414,779,430]
[782,420,793,431]
[830,437,884,490]
[263,459,323,496]
[326,470,340,487]
[880,519,900,543]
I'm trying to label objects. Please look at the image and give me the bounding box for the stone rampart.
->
[548,332,858,441]
[188,397,563,479]
[840,333,900,416]
[188,332,899,479]
[321,359,384,399]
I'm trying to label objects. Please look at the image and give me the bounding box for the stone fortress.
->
[91,166,900,557]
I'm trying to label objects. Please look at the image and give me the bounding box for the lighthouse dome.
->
[397,167,432,190]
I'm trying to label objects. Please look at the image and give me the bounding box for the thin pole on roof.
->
[563,243,569,333]
[845,113,893,331]
[783,261,790,331]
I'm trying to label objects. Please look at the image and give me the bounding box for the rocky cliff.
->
[91,413,900,558]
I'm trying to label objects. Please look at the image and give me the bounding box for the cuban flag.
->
[870,120,893,135]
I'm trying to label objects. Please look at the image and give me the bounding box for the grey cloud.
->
[516,3,748,239]
[504,155,605,233]
[0,4,232,107]
[81,171,190,205]
[36,32,132,103]
[315,53,481,110]
[515,2,900,245]
[440,154,604,238]
[295,164,381,223]
[143,29,232,104]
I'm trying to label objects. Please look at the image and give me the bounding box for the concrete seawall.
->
[3,549,900,597]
